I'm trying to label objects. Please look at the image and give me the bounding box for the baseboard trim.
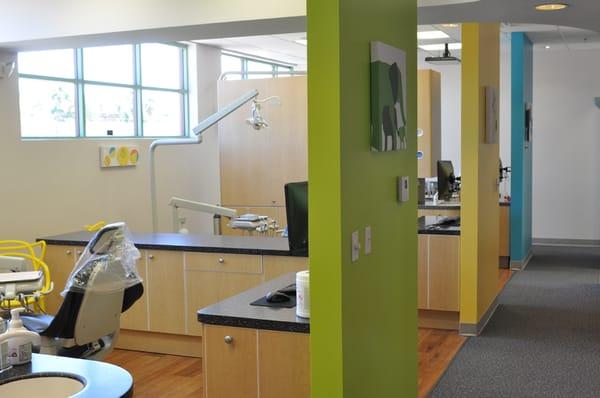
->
[510,247,533,271]
[533,238,600,247]
[418,310,459,330]
[116,329,203,357]
[459,296,499,337]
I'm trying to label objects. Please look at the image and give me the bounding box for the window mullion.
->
[134,44,143,137]
[75,48,86,137]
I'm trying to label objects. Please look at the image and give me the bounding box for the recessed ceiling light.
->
[545,45,551,49]
[417,30,450,40]
[535,3,568,11]
[295,38,307,46]
[419,43,462,51]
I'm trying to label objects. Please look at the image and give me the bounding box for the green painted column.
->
[308,0,417,396]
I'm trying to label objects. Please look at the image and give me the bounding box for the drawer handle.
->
[66,250,72,255]
[148,254,155,260]
[224,335,233,344]
[218,257,225,264]
[76,250,83,255]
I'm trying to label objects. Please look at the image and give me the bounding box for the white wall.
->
[0,44,220,243]
[499,31,512,197]
[0,1,305,45]
[532,48,600,240]
[418,53,462,174]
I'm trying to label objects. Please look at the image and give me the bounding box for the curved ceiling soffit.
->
[418,0,600,34]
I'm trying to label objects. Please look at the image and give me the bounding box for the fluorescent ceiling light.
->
[535,3,568,11]
[441,24,459,28]
[545,45,551,49]
[295,38,307,46]
[419,43,462,51]
[417,30,450,40]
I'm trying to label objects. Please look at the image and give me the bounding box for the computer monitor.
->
[284,181,308,257]
[437,160,455,201]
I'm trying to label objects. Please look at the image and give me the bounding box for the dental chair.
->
[21,222,143,361]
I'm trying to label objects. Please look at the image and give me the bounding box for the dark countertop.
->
[418,216,460,236]
[418,200,510,210]
[198,273,309,334]
[0,353,132,397]
[39,231,300,257]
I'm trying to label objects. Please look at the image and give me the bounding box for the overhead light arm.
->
[149,89,259,232]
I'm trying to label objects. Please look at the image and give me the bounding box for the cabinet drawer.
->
[185,252,262,274]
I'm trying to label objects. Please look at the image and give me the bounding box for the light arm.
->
[149,89,259,232]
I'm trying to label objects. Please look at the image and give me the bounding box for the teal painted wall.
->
[308,0,417,397]
[510,32,533,262]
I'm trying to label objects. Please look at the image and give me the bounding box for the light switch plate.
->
[365,226,372,255]
[351,231,360,262]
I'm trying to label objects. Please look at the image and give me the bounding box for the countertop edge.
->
[198,313,310,334]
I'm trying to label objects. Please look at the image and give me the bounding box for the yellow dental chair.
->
[0,240,53,312]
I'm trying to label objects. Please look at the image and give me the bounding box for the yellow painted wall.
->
[460,23,500,326]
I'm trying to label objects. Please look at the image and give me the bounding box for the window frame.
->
[220,51,294,80]
[18,42,190,139]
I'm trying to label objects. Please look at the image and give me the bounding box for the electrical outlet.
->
[365,226,372,255]
[351,231,360,262]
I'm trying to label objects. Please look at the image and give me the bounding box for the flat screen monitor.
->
[284,181,308,257]
[437,160,455,201]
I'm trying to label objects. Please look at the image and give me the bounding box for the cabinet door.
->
[204,325,258,398]
[120,251,148,331]
[186,272,262,336]
[428,235,460,311]
[146,250,185,334]
[258,330,310,398]
[262,255,308,282]
[418,236,429,309]
[43,245,77,314]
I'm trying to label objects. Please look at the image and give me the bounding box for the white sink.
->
[0,375,84,397]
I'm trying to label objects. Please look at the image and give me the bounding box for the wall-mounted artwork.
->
[524,103,533,142]
[370,41,407,152]
[100,145,139,168]
[485,86,498,144]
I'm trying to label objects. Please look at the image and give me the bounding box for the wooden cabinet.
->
[418,234,460,311]
[218,77,307,232]
[203,325,309,398]
[258,330,310,398]
[120,252,148,331]
[418,69,441,178]
[204,325,258,398]
[43,245,77,314]
[499,206,510,258]
[185,253,263,336]
[263,255,308,281]
[146,250,185,335]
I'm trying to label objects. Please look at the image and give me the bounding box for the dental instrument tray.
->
[0,270,44,297]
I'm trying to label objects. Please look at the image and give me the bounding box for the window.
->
[18,43,188,138]
[220,52,293,80]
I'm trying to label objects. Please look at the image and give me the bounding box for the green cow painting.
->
[370,41,407,152]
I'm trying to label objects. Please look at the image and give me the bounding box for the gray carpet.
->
[430,245,600,398]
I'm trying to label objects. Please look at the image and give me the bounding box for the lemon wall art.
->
[99,145,139,168]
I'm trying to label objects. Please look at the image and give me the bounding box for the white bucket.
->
[296,270,310,318]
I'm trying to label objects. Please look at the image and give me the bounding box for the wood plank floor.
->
[106,350,203,397]
[107,269,513,398]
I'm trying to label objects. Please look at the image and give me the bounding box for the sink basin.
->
[0,374,84,397]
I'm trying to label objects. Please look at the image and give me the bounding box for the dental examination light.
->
[150,89,273,233]
[246,96,281,130]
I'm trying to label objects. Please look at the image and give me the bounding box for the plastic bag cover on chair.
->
[61,222,142,295]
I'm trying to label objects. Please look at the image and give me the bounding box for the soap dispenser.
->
[0,308,41,365]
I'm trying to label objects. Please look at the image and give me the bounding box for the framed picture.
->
[370,41,407,152]
[524,103,533,142]
[485,86,498,144]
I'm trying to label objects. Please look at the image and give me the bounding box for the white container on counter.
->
[296,270,310,318]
